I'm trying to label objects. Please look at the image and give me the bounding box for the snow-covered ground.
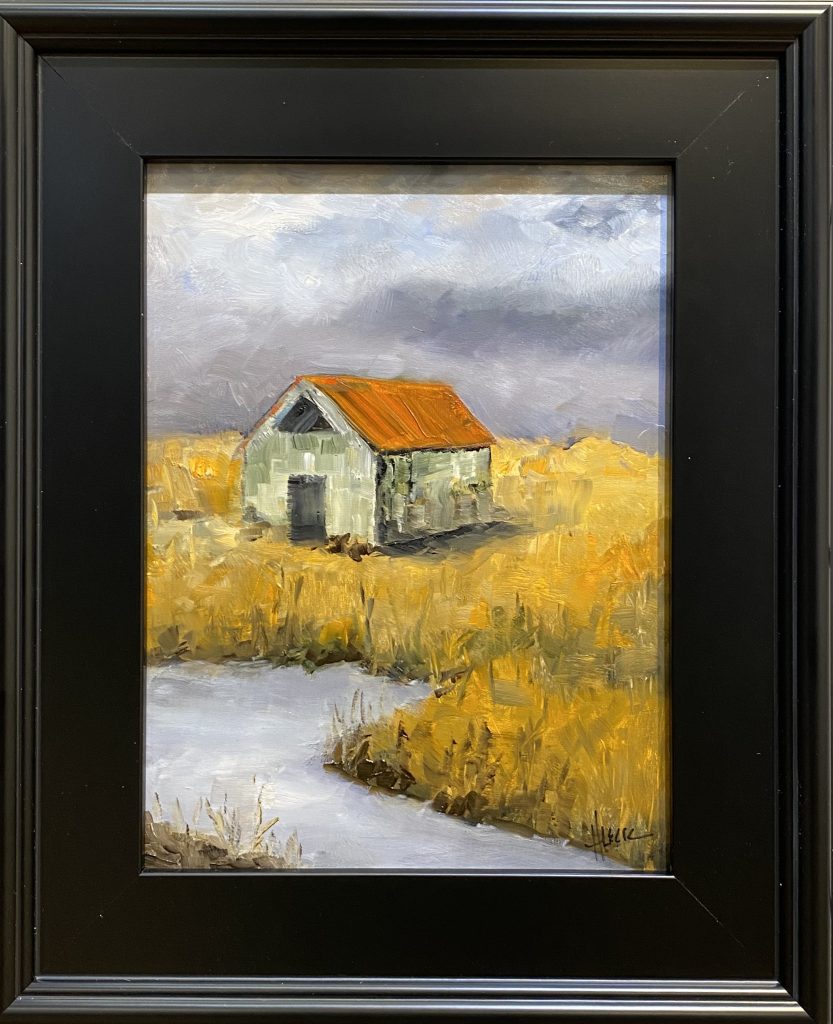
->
[145,660,617,871]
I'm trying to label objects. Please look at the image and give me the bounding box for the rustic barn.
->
[240,375,494,545]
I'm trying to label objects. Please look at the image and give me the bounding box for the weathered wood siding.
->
[243,381,493,545]
[376,446,492,543]
[243,424,377,538]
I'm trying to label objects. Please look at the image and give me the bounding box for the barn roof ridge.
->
[246,373,495,454]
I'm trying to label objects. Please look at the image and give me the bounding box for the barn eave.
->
[372,440,493,456]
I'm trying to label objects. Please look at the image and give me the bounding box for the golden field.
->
[146,432,668,869]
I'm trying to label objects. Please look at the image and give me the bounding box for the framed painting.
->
[1,2,831,1022]
[143,162,671,874]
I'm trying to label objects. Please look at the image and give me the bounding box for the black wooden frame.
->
[1,3,830,1022]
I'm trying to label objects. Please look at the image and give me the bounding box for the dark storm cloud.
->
[146,170,669,450]
[338,277,661,362]
[544,193,663,238]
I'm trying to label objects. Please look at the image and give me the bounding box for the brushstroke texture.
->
[145,166,669,871]
[241,376,495,543]
[146,433,667,867]
[145,661,615,871]
[146,169,668,452]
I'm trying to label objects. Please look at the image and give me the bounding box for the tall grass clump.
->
[145,790,303,871]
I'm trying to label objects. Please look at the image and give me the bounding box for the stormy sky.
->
[146,164,670,452]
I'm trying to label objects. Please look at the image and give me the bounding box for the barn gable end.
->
[242,380,378,538]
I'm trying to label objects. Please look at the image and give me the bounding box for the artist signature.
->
[584,810,653,857]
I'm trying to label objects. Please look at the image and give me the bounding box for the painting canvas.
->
[144,164,670,872]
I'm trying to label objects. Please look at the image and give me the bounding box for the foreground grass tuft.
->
[144,814,304,870]
[144,791,303,871]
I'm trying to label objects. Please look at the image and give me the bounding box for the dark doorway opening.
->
[287,475,326,542]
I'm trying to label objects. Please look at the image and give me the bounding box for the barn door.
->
[287,475,326,542]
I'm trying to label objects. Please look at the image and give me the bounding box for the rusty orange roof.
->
[305,375,494,452]
[248,374,494,453]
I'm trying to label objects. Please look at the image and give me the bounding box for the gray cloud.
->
[147,170,669,451]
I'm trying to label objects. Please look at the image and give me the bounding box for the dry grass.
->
[330,661,664,870]
[144,791,303,871]
[147,432,242,523]
[146,431,667,868]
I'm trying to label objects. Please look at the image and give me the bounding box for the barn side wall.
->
[242,428,377,539]
[376,446,493,544]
